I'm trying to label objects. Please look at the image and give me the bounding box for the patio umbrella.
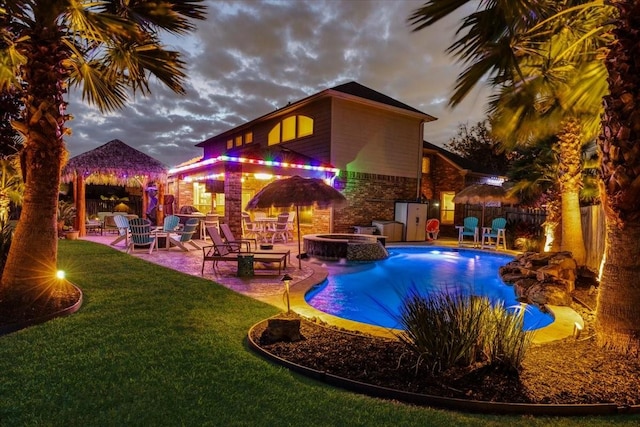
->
[453,183,518,228]
[245,175,347,269]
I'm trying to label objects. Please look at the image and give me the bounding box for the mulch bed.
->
[250,287,640,406]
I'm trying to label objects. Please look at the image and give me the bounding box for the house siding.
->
[330,98,423,178]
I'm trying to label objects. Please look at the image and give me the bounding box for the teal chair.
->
[168,218,201,251]
[126,218,157,254]
[481,218,507,250]
[160,215,180,232]
[455,217,479,247]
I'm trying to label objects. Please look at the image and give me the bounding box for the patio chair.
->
[165,217,200,251]
[110,215,131,246]
[286,211,295,240]
[241,212,262,240]
[220,223,256,252]
[425,218,440,241]
[264,213,290,244]
[481,217,507,250]
[201,213,219,240]
[159,214,181,232]
[126,218,157,254]
[455,216,479,247]
[201,225,288,275]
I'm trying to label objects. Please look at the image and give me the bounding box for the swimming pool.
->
[305,247,554,331]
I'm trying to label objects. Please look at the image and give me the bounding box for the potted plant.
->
[57,200,76,238]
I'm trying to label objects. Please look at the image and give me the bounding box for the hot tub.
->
[303,233,389,261]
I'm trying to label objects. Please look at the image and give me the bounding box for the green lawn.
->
[0,240,637,426]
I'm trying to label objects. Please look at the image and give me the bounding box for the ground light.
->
[56,270,65,280]
[281,274,293,314]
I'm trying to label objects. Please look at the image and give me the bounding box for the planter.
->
[65,231,79,240]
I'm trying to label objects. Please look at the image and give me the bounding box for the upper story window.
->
[422,157,431,174]
[227,132,254,150]
[268,115,314,145]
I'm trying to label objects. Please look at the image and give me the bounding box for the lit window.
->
[245,132,253,144]
[268,123,281,145]
[267,115,314,145]
[235,136,242,147]
[422,157,430,174]
[298,115,313,137]
[441,191,455,225]
[282,116,296,142]
[226,139,233,149]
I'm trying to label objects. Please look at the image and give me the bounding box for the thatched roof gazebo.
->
[62,139,168,236]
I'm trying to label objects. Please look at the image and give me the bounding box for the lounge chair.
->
[220,223,256,252]
[126,218,157,254]
[425,218,440,241]
[201,226,289,275]
[455,216,479,247]
[481,217,507,250]
[168,218,201,251]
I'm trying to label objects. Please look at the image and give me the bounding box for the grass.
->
[0,240,637,426]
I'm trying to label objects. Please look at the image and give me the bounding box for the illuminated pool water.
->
[305,247,554,331]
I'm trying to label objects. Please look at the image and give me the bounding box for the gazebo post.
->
[157,183,165,226]
[141,178,149,223]
[74,173,87,237]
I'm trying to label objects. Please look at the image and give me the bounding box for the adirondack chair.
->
[481,217,507,250]
[455,217,479,247]
[168,218,201,251]
[110,215,131,247]
[126,218,157,254]
[159,215,180,232]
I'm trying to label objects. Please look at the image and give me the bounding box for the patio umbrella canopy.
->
[245,175,346,269]
[453,183,518,228]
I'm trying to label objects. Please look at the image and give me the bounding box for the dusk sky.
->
[64,0,490,168]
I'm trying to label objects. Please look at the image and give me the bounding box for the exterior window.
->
[245,132,253,144]
[235,136,242,147]
[267,115,314,145]
[226,139,233,149]
[298,115,313,137]
[268,123,281,145]
[282,116,296,142]
[440,191,455,225]
[193,182,211,214]
[422,157,430,174]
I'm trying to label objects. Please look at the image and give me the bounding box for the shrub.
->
[395,288,531,374]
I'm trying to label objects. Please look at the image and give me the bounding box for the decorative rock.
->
[260,316,303,344]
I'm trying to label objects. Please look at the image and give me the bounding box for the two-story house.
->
[168,81,437,238]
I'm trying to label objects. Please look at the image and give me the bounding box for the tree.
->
[411,0,640,354]
[445,120,511,175]
[0,1,206,311]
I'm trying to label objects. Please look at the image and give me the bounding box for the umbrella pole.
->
[296,205,302,269]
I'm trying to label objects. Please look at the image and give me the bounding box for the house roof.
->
[62,139,168,186]
[423,140,499,177]
[197,81,435,147]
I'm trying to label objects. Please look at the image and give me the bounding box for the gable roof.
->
[423,140,499,177]
[197,81,435,147]
[329,81,427,115]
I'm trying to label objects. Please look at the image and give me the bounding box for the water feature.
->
[305,247,554,331]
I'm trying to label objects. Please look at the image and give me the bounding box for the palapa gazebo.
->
[62,139,168,236]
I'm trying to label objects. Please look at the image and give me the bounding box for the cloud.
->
[64,0,490,167]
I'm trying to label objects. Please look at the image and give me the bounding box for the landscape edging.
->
[247,319,639,417]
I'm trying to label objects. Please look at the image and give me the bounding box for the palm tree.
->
[410,1,640,354]
[595,0,640,354]
[0,1,205,310]
[0,155,24,224]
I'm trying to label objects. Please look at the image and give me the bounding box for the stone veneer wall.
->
[333,170,417,234]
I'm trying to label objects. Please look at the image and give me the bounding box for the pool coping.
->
[287,245,584,344]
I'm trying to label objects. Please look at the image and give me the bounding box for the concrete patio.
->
[80,232,581,343]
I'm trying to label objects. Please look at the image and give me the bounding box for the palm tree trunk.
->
[0,21,68,305]
[557,117,587,265]
[595,0,640,354]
